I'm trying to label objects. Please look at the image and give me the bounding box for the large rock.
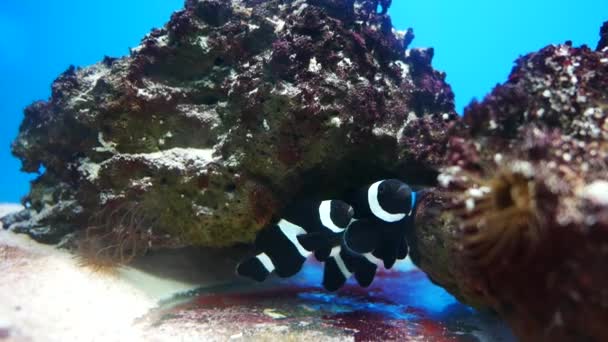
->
[4,0,454,252]
[411,26,608,341]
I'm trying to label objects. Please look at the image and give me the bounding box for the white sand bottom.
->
[0,204,245,342]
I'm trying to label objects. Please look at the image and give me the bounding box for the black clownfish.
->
[236,199,354,282]
[349,179,415,269]
[351,179,414,223]
[236,179,417,292]
[319,179,416,291]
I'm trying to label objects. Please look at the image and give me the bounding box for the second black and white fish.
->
[300,179,416,256]
[236,199,353,282]
[304,179,418,291]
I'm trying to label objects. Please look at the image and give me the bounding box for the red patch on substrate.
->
[324,311,457,342]
[194,286,315,308]
[416,318,459,342]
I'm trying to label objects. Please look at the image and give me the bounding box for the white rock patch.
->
[129,148,216,172]
[77,158,101,182]
[582,180,608,205]
[308,57,322,73]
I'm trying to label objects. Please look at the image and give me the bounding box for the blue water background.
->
[0,0,606,202]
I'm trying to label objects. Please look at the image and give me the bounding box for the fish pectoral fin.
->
[397,233,409,260]
[372,225,404,268]
[353,259,377,288]
[340,248,377,288]
[323,257,348,292]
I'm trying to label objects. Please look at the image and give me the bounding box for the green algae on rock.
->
[3,0,455,251]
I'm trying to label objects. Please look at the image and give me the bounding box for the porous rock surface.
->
[4,0,455,247]
[410,25,608,341]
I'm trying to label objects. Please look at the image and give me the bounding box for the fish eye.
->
[378,184,385,194]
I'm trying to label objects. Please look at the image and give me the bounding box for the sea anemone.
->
[444,160,544,271]
[75,200,157,272]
